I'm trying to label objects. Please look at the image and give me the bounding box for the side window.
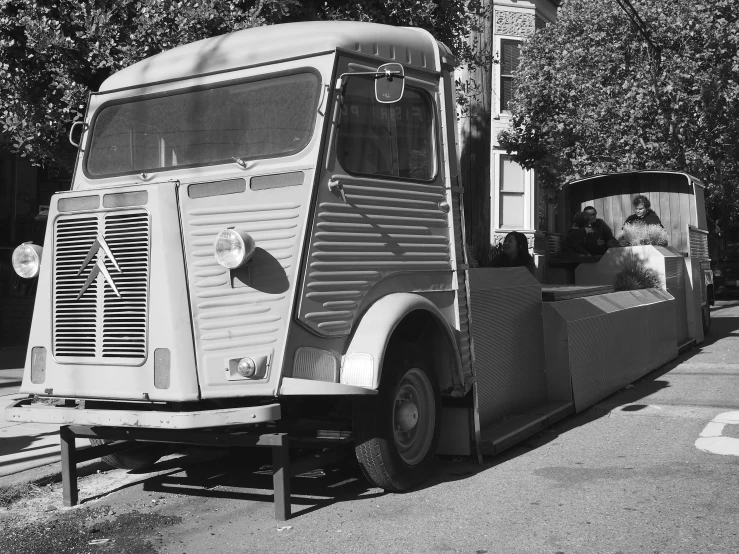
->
[500,39,522,112]
[499,154,526,228]
[337,76,435,181]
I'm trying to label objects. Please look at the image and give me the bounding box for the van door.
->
[298,55,453,337]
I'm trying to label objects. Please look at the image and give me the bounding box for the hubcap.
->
[392,367,435,465]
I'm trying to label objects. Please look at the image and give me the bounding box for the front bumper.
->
[5,397,281,429]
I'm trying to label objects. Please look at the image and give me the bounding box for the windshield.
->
[85,72,320,178]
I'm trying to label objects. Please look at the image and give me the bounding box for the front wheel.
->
[353,356,440,492]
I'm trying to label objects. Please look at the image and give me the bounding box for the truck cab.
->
[9,21,471,492]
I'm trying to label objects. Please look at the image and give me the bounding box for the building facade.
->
[490,0,559,251]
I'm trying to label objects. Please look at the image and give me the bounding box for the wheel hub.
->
[395,400,419,432]
[391,367,436,466]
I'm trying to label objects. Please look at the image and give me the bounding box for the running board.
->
[477,401,574,456]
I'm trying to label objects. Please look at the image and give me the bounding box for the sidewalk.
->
[0,360,91,484]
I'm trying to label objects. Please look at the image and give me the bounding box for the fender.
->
[340,292,464,390]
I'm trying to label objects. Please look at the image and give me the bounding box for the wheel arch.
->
[341,293,464,394]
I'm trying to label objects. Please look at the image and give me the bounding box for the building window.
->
[499,155,525,229]
[500,39,522,112]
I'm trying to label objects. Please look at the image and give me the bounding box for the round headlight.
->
[12,243,43,279]
[714,269,722,277]
[213,228,256,269]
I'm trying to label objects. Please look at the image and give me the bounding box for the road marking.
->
[695,411,739,456]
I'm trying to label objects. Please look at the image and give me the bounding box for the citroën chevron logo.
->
[76,233,122,300]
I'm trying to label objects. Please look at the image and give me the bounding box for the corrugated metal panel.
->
[451,190,473,380]
[468,269,547,428]
[546,290,678,412]
[53,210,150,363]
[54,216,99,358]
[643,299,678,369]
[567,310,646,411]
[185,202,300,352]
[299,175,451,336]
[101,212,149,358]
[664,256,689,343]
[688,227,709,261]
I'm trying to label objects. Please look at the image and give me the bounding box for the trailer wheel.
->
[353,355,440,492]
[90,439,167,471]
[702,303,711,335]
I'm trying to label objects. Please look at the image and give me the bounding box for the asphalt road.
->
[2,302,739,554]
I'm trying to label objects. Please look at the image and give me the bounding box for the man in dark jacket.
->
[583,206,617,254]
[623,195,663,228]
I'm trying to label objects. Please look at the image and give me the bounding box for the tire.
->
[702,303,711,336]
[90,438,167,471]
[353,352,441,492]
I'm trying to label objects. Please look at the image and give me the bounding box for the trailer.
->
[558,171,713,342]
[5,22,710,519]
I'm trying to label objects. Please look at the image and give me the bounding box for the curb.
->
[0,458,110,491]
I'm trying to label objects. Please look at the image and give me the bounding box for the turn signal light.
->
[237,357,257,378]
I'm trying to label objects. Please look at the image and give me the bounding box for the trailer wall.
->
[543,288,677,412]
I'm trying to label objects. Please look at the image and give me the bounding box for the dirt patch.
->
[0,505,181,554]
[0,481,39,508]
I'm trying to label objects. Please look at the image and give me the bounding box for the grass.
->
[618,223,669,247]
[613,253,663,291]
[0,482,39,509]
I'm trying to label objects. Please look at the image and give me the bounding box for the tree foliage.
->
[0,0,296,167]
[0,0,482,170]
[498,0,739,228]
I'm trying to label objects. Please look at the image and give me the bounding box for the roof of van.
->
[562,170,706,189]
[99,21,445,92]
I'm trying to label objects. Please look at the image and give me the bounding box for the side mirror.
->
[375,63,405,104]
[68,120,88,150]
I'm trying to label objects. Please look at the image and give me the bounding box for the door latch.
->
[328,178,347,203]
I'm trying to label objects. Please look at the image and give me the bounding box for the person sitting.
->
[623,195,663,228]
[490,231,536,275]
[583,205,618,253]
[564,212,594,257]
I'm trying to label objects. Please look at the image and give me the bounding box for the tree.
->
[0,0,298,168]
[0,0,483,171]
[497,0,739,229]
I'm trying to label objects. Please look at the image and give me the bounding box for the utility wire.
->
[613,0,661,72]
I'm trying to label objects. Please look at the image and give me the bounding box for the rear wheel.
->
[702,303,711,335]
[90,438,167,471]
[353,352,440,491]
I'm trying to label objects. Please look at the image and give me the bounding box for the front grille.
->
[53,209,150,363]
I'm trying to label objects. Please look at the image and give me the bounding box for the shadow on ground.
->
[68,305,739,520]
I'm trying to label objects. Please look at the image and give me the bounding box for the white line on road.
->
[695,411,739,457]
[600,403,731,421]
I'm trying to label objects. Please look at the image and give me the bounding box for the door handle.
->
[328,178,347,203]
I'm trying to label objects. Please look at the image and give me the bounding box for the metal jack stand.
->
[60,426,293,519]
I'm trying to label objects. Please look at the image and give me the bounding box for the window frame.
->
[334,76,439,183]
[499,38,523,114]
[494,152,535,232]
